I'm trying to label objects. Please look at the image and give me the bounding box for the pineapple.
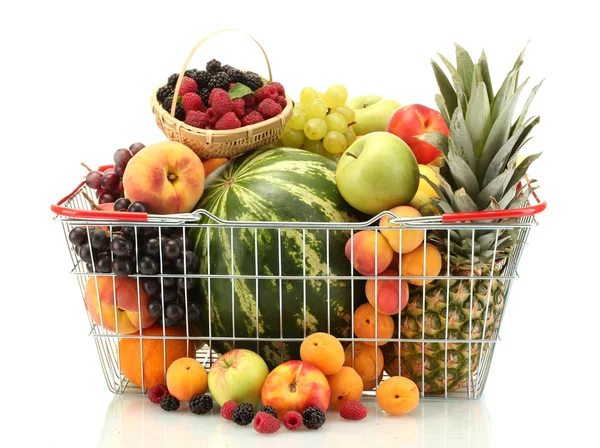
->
[382,44,542,396]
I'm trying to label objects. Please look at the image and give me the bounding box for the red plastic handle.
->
[442,200,546,223]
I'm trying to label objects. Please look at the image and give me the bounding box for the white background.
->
[2,0,597,446]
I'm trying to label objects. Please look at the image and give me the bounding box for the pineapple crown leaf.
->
[431,60,458,122]
[465,82,492,159]
[491,64,522,121]
[435,93,451,126]
[511,79,544,134]
[416,131,448,157]
[447,142,480,199]
[477,50,494,101]
[450,106,476,172]
[452,188,479,213]
[506,152,542,190]
[476,170,514,209]
[455,43,475,98]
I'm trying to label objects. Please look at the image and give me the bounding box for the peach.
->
[353,303,395,346]
[261,360,330,417]
[365,268,409,315]
[300,332,345,376]
[344,342,384,381]
[376,376,420,415]
[123,141,205,214]
[326,366,363,410]
[84,276,157,334]
[401,243,443,286]
[345,230,393,276]
[386,104,449,165]
[379,206,424,254]
[166,357,208,402]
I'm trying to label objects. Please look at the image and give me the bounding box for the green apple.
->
[336,132,419,215]
[350,97,402,136]
[207,348,269,407]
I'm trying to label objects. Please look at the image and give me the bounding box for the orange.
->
[118,324,196,390]
[376,376,420,415]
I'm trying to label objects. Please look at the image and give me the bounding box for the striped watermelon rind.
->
[189,148,366,369]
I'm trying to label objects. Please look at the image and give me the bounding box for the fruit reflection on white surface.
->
[98,395,493,448]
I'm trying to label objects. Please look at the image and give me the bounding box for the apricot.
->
[379,206,424,254]
[344,342,384,381]
[202,158,228,176]
[166,357,208,402]
[376,376,419,415]
[401,243,442,286]
[353,303,395,346]
[362,373,383,391]
[345,230,393,276]
[326,366,363,411]
[365,268,409,315]
[300,332,345,376]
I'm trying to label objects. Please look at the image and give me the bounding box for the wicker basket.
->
[150,29,293,159]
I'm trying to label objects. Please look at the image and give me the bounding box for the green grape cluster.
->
[280,84,357,161]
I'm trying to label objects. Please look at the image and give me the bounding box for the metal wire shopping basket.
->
[51,169,546,400]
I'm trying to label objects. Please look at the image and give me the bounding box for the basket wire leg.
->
[374,225,379,380]
[468,229,476,399]
[230,227,235,349]
[303,229,307,339]
[350,230,355,373]
[254,228,260,355]
[207,227,213,363]
[421,229,428,398]
[326,229,331,334]
[397,227,404,387]
[278,229,283,363]
[133,226,144,393]
[444,228,451,399]
[157,226,167,392]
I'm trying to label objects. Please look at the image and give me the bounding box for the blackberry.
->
[192,70,210,88]
[189,394,213,415]
[198,88,210,105]
[185,69,199,78]
[232,403,254,426]
[261,406,278,419]
[206,58,222,73]
[222,64,233,72]
[162,95,174,112]
[160,395,180,411]
[243,71,264,91]
[156,85,174,104]
[167,73,179,88]
[208,72,231,91]
[302,407,325,430]
[226,67,245,83]
[174,103,186,121]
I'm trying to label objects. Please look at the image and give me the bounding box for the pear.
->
[347,95,385,110]
[351,98,402,136]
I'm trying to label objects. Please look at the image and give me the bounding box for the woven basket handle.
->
[170,28,273,116]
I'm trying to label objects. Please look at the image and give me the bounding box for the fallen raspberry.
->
[178,76,198,96]
[215,111,241,130]
[269,81,285,96]
[184,110,209,128]
[241,110,264,126]
[340,400,368,420]
[257,98,282,119]
[283,410,303,430]
[276,96,287,109]
[220,400,237,420]
[254,411,281,434]
[232,98,245,118]
[147,384,169,404]
[181,92,203,113]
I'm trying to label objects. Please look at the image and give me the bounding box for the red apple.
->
[386,104,449,164]
[207,349,269,408]
[261,360,330,418]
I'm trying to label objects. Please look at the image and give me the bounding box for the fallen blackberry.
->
[208,72,231,91]
[302,407,326,430]
[156,85,174,104]
[189,394,214,415]
[242,71,264,91]
[232,403,254,426]
[261,406,278,419]
[206,58,222,73]
[160,395,180,411]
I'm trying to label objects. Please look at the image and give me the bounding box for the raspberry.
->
[232,98,245,118]
[177,76,198,96]
[215,112,241,130]
[242,93,257,108]
[229,82,237,90]
[185,110,209,129]
[241,111,264,126]
[147,384,168,404]
[209,89,233,117]
[283,411,303,430]
[160,394,180,412]
[181,92,203,113]
[340,400,368,420]
[209,88,227,105]
[207,108,219,127]
[257,99,282,119]
[261,406,278,419]
[276,96,288,109]
[254,412,280,434]
[302,407,326,430]
[220,400,237,420]
[269,81,285,96]
[256,85,278,103]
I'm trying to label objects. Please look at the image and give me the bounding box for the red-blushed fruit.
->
[283,411,303,430]
[253,412,281,434]
[220,400,237,420]
[386,104,449,165]
[340,400,368,420]
[147,384,169,404]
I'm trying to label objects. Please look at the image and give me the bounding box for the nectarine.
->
[365,268,408,315]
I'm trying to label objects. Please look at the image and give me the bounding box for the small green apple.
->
[336,132,419,215]
[207,348,269,407]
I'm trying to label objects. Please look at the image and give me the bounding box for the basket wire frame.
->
[57,183,538,400]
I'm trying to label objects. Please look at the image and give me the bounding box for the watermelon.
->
[189,148,366,369]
